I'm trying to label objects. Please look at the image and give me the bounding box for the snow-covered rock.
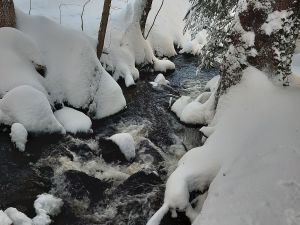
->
[54,107,92,134]
[10,123,28,152]
[0,210,12,225]
[171,96,192,118]
[109,133,136,161]
[150,74,170,87]
[0,27,47,98]
[0,85,65,134]
[33,194,63,217]
[16,10,126,119]
[4,208,32,225]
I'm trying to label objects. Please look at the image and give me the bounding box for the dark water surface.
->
[0,55,216,225]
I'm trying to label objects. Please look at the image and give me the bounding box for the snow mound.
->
[10,123,28,152]
[0,210,12,225]
[204,75,220,92]
[100,0,175,87]
[0,85,65,134]
[180,30,208,55]
[171,76,217,125]
[54,107,92,134]
[4,208,32,225]
[16,10,126,119]
[171,96,192,118]
[148,67,300,225]
[0,27,47,98]
[151,73,170,86]
[34,194,63,217]
[109,133,136,161]
[292,53,300,77]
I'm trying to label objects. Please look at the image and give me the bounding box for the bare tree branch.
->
[81,0,91,31]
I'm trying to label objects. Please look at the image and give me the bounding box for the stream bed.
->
[0,55,217,225]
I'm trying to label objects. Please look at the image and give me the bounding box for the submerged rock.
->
[64,170,112,204]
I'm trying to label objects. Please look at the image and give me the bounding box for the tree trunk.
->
[140,0,153,37]
[0,0,16,28]
[97,0,111,59]
[216,0,300,103]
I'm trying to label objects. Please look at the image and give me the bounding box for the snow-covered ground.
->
[148,67,300,225]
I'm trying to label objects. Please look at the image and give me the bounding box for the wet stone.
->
[64,170,112,204]
[99,138,128,164]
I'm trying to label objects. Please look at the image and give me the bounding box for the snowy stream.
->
[0,55,216,225]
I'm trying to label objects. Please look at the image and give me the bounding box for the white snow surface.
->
[4,208,32,225]
[10,123,28,152]
[54,107,92,134]
[148,66,300,225]
[153,74,170,86]
[14,0,194,86]
[0,85,65,134]
[109,133,136,161]
[34,194,63,217]
[16,10,126,119]
[0,210,12,225]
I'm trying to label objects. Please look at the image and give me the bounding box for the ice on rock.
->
[4,208,32,225]
[0,85,65,134]
[54,107,92,134]
[0,210,12,225]
[109,133,136,161]
[10,123,28,152]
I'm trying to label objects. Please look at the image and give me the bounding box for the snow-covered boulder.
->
[54,107,92,134]
[109,133,136,161]
[0,85,65,134]
[0,27,47,98]
[150,73,170,87]
[33,194,63,217]
[4,208,32,225]
[10,123,28,152]
[171,96,191,118]
[0,210,12,225]
[16,10,126,119]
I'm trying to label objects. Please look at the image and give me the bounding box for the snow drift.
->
[148,67,300,225]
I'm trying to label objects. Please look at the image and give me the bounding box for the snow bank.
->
[0,85,65,134]
[10,123,28,152]
[148,67,300,225]
[54,107,92,134]
[292,53,300,77]
[109,133,136,161]
[16,10,126,119]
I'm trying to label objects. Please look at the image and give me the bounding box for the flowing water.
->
[0,55,217,225]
